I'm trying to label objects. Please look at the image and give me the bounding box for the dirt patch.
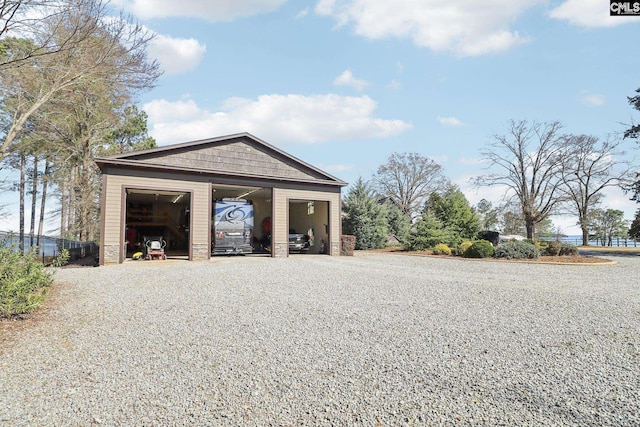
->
[62,255,99,268]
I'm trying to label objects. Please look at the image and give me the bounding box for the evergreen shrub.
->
[0,244,52,318]
[463,240,494,258]
[545,241,562,256]
[458,240,473,256]
[495,241,539,259]
[432,243,451,256]
[559,243,579,256]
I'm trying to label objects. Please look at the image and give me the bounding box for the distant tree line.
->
[344,112,638,250]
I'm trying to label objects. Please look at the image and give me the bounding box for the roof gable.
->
[97,133,346,186]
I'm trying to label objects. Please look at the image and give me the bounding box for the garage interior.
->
[210,185,330,255]
[124,186,332,259]
[125,189,191,259]
[289,199,329,255]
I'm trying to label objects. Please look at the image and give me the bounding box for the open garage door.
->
[125,189,191,260]
[211,184,272,255]
[289,200,330,255]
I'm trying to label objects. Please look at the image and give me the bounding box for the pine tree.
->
[383,201,410,242]
[342,178,388,250]
[423,184,480,245]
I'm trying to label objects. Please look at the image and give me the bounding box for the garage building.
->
[96,133,347,264]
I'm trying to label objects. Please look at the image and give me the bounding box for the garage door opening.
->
[289,200,330,255]
[125,189,191,260]
[211,184,272,255]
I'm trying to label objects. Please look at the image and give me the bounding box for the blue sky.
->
[2,0,640,235]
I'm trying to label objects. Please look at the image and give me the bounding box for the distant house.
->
[499,234,526,243]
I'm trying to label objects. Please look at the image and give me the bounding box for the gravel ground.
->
[1,253,639,426]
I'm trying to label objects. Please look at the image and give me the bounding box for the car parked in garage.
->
[255,219,311,253]
[288,229,311,253]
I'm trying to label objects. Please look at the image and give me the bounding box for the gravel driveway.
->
[1,253,639,426]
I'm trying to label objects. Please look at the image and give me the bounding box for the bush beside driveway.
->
[1,254,638,426]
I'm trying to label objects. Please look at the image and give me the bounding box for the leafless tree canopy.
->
[474,120,566,239]
[557,135,631,245]
[0,0,160,159]
[1,0,104,69]
[373,152,448,221]
[0,0,21,36]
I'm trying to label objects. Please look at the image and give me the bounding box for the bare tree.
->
[373,152,448,221]
[624,87,640,140]
[0,0,22,37]
[0,0,108,70]
[475,120,566,240]
[0,0,160,161]
[558,135,631,246]
[35,157,49,246]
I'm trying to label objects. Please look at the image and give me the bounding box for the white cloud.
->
[147,34,206,76]
[548,0,639,28]
[143,94,412,145]
[315,0,542,56]
[386,80,401,90]
[437,116,465,127]
[600,186,637,215]
[118,0,288,21]
[296,8,310,19]
[581,93,606,106]
[333,70,370,91]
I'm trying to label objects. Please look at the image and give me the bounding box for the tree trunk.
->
[37,160,50,247]
[67,168,76,239]
[581,226,589,247]
[80,149,93,242]
[19,154,25,253]
[29,156,38,248]
[525,216,535,240]
[60,178,66,238]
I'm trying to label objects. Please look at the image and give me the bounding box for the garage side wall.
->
[272,188,341,257]
[100,169,211,264]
